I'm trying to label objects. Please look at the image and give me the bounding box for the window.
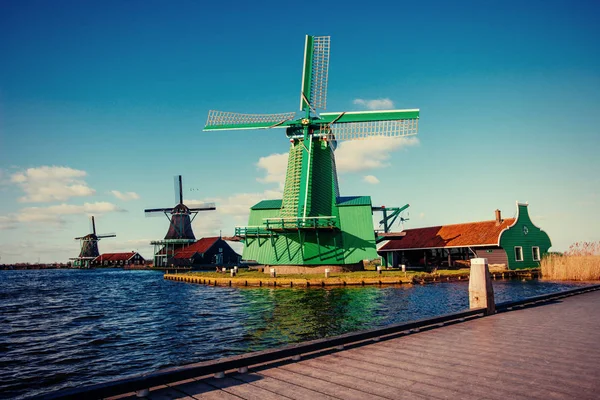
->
[515,246,523,262]
[532,246,540,261]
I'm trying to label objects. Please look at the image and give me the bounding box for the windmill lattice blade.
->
[188,202,216,211]
[144,208,172,217]
[324,119,418,141]
[309,36,330,110]
[174,175,183,204]
[97,233,116,238]
[204,110,296,131]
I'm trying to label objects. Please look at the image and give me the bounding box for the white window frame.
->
[532,246,540,261]
[514,246,523,262]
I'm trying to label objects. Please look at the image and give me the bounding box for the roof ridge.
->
[402,218,516,231]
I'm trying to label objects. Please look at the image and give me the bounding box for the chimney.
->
[495,209,502,225]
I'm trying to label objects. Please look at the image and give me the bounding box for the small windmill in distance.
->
[71,216,116,268]
[145,175,216,267]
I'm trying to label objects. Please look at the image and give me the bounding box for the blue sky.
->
[1,0,599,263]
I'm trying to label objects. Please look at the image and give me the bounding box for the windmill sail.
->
[205,110,296,131]
[174,175,184,205]
[300,35,330,111]
[319,109,419,141]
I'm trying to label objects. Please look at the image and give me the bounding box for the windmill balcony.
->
[235,226,270,237]
[263,216,339,231]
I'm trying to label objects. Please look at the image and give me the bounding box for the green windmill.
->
[205,35,419,272]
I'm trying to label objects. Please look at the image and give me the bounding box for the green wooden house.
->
[378,202,552,270]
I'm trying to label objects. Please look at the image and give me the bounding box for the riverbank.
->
[164,268,540,288]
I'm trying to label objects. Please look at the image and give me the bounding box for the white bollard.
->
[469,258,495,315]
[230,269,236,277]
[270,268,276,278]
[324,268,330,278]
[376,266,382,274]
[401,264,406,272]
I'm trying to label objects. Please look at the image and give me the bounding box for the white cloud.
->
[0,202,126,227]
[353,98,395,110]
[252,136,418,188]
[363,175,380,184]
[111,190,140,201]
[256,153,288,188]
[10,166,95,203]
[335,136,419,173]
[188,189,283,238]
[0,216,17,230]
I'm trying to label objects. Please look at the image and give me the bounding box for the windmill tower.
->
[204,35,419,271]
[145,175,216,267]
[70,216,116,268]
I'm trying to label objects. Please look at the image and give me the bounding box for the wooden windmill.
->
[71,216,116,268]
[145,175,216,266]
[204,35,419,270]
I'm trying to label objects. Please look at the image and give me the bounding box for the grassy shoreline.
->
[164,268,540,288]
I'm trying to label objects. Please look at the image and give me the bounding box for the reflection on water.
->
[0,269,587,399]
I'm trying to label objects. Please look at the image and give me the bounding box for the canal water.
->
[0,269,588,399]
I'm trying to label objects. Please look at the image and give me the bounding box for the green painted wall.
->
[307,141,338,218]
[499,203,552,269]
[281,143,303,218]
[338,202,378,263]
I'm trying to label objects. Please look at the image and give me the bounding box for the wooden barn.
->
[93,252,145,267]
[166,236,241,269]
[378,202,551,270]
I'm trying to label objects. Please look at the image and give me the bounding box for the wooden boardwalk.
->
[112,290,600,400]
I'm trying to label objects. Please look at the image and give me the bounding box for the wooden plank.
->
[279,360,439,400]
[165,379,242,400]
[316,352,527,400]
[351,345,594,400]
[380,333,600,387]
[317,353,513,400]
[201,376,292,400]
[258,365,385,400]
[145,387,196,400]
[232,372,335,400]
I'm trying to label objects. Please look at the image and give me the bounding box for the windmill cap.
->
[172,203,191,214]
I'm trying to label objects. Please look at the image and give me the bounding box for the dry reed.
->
[540,241,600,281]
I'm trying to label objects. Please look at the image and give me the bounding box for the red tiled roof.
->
[379,218,515,251]
[95,252,139,261]
[171,237,220,259]
[173,250,197,260]
[183,237,220,253]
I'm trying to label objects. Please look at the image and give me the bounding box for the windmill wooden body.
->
[71,216,116,268]
[145,175,216,267]
[205,35,419,271]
